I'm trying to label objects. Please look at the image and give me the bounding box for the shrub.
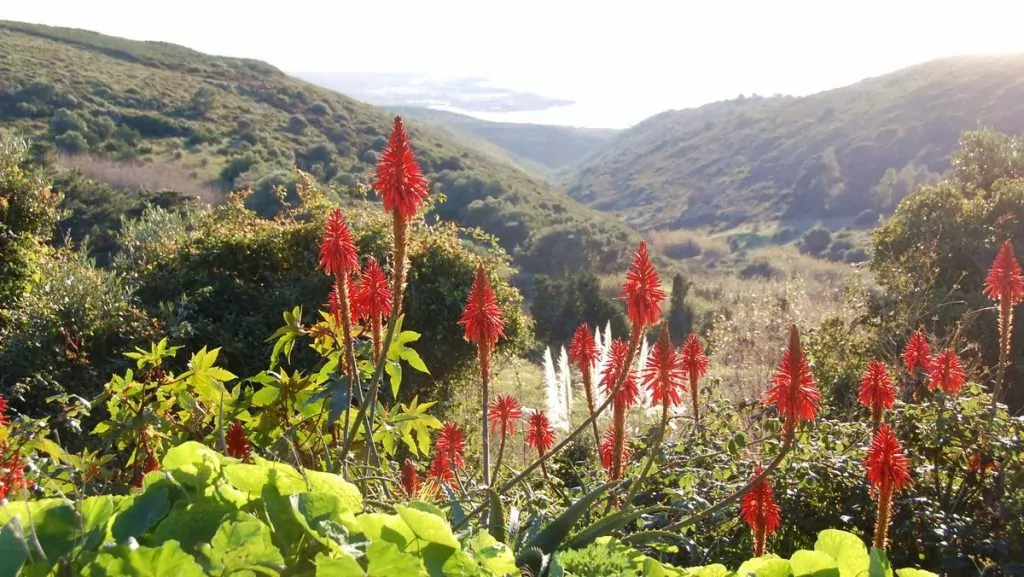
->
[800,227,832,255]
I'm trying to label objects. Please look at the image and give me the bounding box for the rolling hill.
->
[0,20,640,278]
[388,106,618,173]
[567,55,1024,238]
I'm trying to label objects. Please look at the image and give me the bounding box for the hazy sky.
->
[6,0,1024,127]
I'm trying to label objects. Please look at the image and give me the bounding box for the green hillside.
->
[390,106,618,173]
[0,20,639,278]
[569,55,1024,237]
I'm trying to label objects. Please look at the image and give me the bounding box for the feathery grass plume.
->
[764,325,821,442]
[680,333,709,427]
[859,359,895,431]
[373,115,428,315]
[740,466,782,557]
[984,240,1024,408]
[558,346,573,426]
[526,410,556,478]
[356,257,393,362]
[865,424,912,550]
[543,347,568,432]
[928,349,966,397]
[636,335,655,412]
[570,323,601,446]
[225,421,252,462]
[459,264,505,487]
[601,338,640,480]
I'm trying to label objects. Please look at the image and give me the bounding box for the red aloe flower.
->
[373,116,429,220]
[601,339,640,409]
[569,324,602,446]
[740,466,782,557]
[864,424,912,550]
[601,338,639,480]
[428,452,454,484]
[984,240,1024,305]
[859,359,896,430]
[435,422,466,470]
[902,331,931,375]
[0,444,31,500]
[0,395,8,427]
[764,325,821,440]
[621,241,666,330]
[526,410,556,454]
[225,421,252,462]
[568,324,599,371]
[400,458,420,498]
[928,349,966,396]
[318,208,359,278]
[488,395,522,437]
[356,257,391,360]
[642,325,686,408]
[680,333,709,426]
[356,257,393,321]
[984,240,1024,407]
[598,428,632,477]
[459,265,506,351]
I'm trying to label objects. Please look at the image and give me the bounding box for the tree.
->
[531,272,628,346]
[870,129,1024,411]
[667,272,694,343]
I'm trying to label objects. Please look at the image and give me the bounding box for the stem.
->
[871,403,883,432]
[538,448,548,480]
[660,437,793,532]
[872,482,893,550]
[480,345,492,488]
[391,214,410,316]
[581,364,601,450]
[372,315,383,364]
[753,524,767,557]
[493,427,507,486]
[340,307,400,460]
[623,400,671,507]
[690,371,700,430]
[992,299,1012,414]
[453,335,643,530]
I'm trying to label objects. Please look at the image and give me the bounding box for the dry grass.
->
[646,228,731,263]
[58,153,225,205]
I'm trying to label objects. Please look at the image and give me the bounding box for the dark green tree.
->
[531,272,628,346]
[667,272,694,343]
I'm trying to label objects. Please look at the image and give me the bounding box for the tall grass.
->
[57,153,224,204]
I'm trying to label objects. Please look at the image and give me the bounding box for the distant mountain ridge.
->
[0,19,641,279]
[566,55,1024,234]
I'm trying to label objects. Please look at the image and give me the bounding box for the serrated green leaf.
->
[82,540,205,576]
[315,551,364,576]
[790,550,840,577]
[203,512,284,574]
[395,505,460,550]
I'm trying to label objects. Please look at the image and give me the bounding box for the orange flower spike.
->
[488,395,523,437]
[764,325,821,441]
[864,424,912,550]
[740,466,782,557]
[984,240,1024,305]
[225,421,253,462]
[317,208,359,278]
[928,349,966,396]
[373,116,429,220]
[680,333,709,425]
[902,330,931,375]
[859,359,896,430]
[621,241,666,331]
[642,324,686,408]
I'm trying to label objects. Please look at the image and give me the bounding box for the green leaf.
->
[815,530,870,577]
[523,481,619,555]
[304,469,364,514]
[251,385,281,407]
[78,495,115,552]
[315,551,365,576]
[485,490,505,543]
[161,441,223,488]
[685,564,731,577]
[356,513,415,549]
[395,505,460,550]
[0,498,78,561]
[0,517,29,577]
[366,540,423,576]
[895,569,938,577]
[82,540,205,576]
[203,513,285,575]
[401,348,429,374]
[468,532,518,577]
[737,556,790,577]
[790,550,840,577]
[868,548,893,577]
[111,486,171,543]
[153,498,235,552]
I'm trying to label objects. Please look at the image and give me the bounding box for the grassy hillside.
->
[0,20,639,278]
[390,106,617,172]
[569,55,1024,242]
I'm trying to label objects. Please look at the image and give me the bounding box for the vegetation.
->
[568,56,1024,254]
[0,20,640,278]
[2,118,1023,576]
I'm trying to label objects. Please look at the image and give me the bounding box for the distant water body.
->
[428,101,646,131]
